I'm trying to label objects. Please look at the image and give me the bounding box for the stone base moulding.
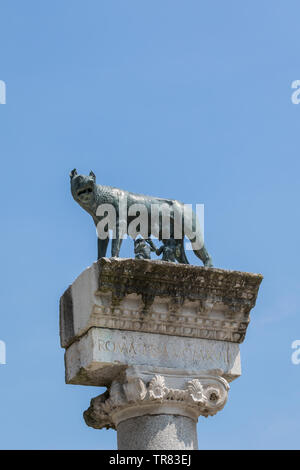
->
[60,258,263,449]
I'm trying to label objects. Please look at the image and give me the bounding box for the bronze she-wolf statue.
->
[70,169,213,267]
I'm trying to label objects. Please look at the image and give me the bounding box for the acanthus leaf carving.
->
[149,375,166,400]
[186,379,204,403]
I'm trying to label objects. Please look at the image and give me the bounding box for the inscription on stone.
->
[89,328,241,376]
[98,338,234,363]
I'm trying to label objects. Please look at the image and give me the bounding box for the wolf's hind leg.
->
[193,245,213,267]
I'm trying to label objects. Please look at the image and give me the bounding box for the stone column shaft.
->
[117,415,198,450]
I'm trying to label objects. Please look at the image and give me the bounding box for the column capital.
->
[84,366,230,430]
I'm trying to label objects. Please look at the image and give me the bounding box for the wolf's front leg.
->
[97,237,109,259]
[111,221,126,257]
[111,237,123,257]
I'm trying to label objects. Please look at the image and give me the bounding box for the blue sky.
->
[0,0,299,449]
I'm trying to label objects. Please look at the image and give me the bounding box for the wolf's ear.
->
[89,170,96,181]
[70,168,77,179]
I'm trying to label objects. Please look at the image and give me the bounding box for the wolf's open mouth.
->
[77,187,93,197]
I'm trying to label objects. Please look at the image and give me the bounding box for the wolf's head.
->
[70,169,96,205]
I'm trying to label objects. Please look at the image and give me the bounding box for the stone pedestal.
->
[60,258,262,450]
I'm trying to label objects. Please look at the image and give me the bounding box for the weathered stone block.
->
[60,257,263,349]
[60,258,262,437]
[65,327,241,385]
